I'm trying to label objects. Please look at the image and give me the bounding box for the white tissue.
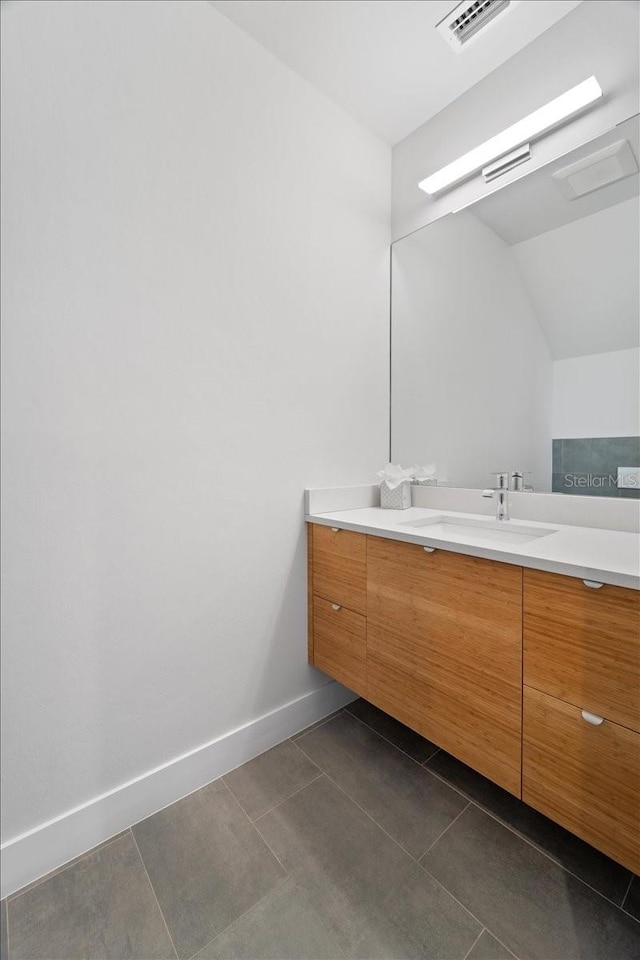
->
[411,463,437,481]
[376,463,414,490]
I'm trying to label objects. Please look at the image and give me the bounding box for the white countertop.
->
[306,505,640,590]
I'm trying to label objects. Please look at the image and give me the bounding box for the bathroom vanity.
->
[305,110,640,878]
[306,506,640,874]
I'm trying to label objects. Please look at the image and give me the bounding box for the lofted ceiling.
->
[512,195,640,360]
[207,0,582,145]
[472,116,640,360]
[473,116,640,247]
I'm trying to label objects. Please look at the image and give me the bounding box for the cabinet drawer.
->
[523,686,640,874]
[313,596,367,697]
[312,525,366,615]
[523,569,640,732]
[367,536,523,796]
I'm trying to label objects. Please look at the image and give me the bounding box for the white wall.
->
[391,211,552,491]
[552,349,640,439]
[0,0,389,863]
[392,0,640,240]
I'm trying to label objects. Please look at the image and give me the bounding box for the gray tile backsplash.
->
[552,437,640,498]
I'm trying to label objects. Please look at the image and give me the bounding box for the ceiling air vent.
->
[436,0,520,53]
[552,140,639,200]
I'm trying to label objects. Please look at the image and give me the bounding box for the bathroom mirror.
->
[391,114,640,497]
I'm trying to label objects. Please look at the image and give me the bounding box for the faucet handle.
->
[482,489,495,499]
[510,469,531,491]
[489,472,510,489]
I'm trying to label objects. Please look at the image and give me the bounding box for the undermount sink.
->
[397,515,557,546]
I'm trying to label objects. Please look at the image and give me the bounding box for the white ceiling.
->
[207,0,582,145]
[474,115,640,246]
[471,117,640,360]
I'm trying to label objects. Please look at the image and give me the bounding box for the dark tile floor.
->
[3,700,639,959]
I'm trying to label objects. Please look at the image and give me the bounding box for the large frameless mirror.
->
[391,115,640,497]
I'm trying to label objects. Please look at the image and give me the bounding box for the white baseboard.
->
[1,681,356,900]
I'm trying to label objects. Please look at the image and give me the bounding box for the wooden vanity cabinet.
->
[522,568,640,873]
[367,536,523,796]
[307,524,367,698]
[307,522,640,872]
[307,525,523,797]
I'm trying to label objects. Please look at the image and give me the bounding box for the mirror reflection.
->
[391,115,640,497]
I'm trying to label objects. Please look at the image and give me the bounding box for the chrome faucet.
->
[510,469,534,492]
[510,470,524,492]
[482,472,510,521]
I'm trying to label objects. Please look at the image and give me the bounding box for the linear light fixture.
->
[418,76,603,196]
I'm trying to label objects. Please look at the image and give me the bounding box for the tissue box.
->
[380,480,411,509]
[413,478,438,486]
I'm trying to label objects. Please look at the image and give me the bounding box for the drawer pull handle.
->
[581,710,604,726]
[330,527,340,533]
[331,603,342,611]
[583,580,604,589]
[423,546,436,553]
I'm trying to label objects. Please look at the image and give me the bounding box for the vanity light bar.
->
[418,76,603,196]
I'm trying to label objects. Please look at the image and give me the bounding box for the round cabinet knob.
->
[581,710,604,726]
[331,603,342,611]
[583,580,604,589]
[423,546,436,553]
[330,527,340,533]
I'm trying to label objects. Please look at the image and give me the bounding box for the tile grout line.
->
[421,765,640,919]
[219,779,290,876]
[290,889,348,960]
[620,905,640,923]
[307,761,472,894]
[462,927,485,960]
[263,770,324,823]
[263,702,638,928]
[290,708,346,741]
[223,767,325,824]
[421,801,471,858]
[288,733,325,766]
[344,704,438,768]
[485,927,521,960]
[421,763,502,806]
[259,739,524,958]
[4,900,9,960]
[129,828,179,960]
[6,831,129,903]
[462,798,640,920]
[305,761,635,953]
[317,770,493,941]
[416,855,507,949]
[621,873,635,910]
[339,723,640,936]
[251,768,491,955]
[186,874,292,960]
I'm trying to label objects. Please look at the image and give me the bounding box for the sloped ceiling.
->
[473,116,640,360]
[512,196,640,360]
[207,0,582,145]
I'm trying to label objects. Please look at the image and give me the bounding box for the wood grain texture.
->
[313,596,367,697]
[523,685,640,874]
[524,569,640,733]
[367,536,523,796]
[307,523,314,664]
[312,525,367,615]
